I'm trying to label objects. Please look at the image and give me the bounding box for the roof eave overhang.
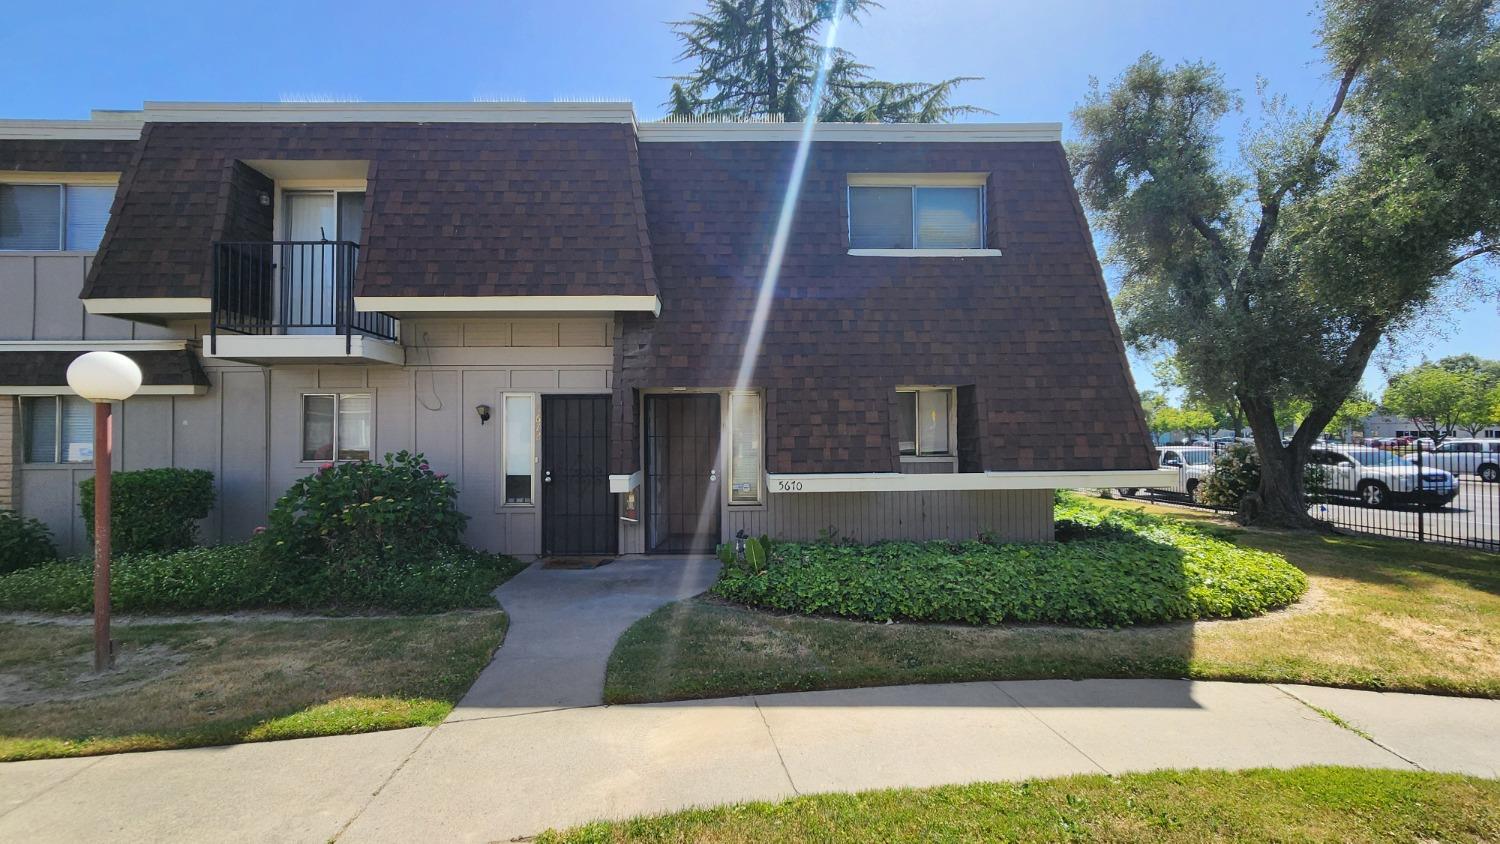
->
[354,294,661,317]
[765,469,1174,494]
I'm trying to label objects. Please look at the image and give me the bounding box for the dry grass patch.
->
[0,610,506,761]
[606,499,1500,703]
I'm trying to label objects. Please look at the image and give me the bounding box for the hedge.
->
[0,544,526,615]
[713,497,1307,628]
[0,509,58,575]
[79,468,215,555]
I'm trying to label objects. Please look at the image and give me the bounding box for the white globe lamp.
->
[66,351,143,672]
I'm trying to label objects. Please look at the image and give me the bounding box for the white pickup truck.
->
[1422,439,1500,483]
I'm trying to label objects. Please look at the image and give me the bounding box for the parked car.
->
[1308,445,1459,510]
[1422,439,1500,483]
[1121,446,1216,502]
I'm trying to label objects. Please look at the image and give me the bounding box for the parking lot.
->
[1125,475,1500,551]
[1307,478,1499,549]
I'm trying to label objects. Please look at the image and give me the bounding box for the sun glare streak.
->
[686,1,848,554]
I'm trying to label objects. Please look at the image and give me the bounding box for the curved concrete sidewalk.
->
[3,679,1497,843]
[451,554,721,718]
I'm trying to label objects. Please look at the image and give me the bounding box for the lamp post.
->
[66,351,142,672]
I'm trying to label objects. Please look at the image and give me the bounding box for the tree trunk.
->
[762,1,780,119]
[1239,392,1322,528]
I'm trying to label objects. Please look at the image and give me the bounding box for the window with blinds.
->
[0,183,116,251]
[22,396,94,464]
[848,184,984,250]
[729,391,763,505]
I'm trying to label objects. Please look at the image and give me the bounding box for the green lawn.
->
[538,767,1500,843]
[0,610,507,762]
[606,498,1500,703]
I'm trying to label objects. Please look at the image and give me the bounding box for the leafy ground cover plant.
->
[713,495,1305,627]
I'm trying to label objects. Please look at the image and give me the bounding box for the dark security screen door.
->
[541,395,616,556]
[645,394,722,554]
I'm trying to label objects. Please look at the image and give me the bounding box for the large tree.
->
[666,0,981,122]
[1071,0,1500,526]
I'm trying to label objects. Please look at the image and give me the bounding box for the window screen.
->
[914,187,982,248]
[0,184,62,250]
[848,186,914,249]
[729,392,763,504]
[336,394,372,460]
[64,185,116,251]
[504,394,535,504]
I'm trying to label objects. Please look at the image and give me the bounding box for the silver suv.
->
[1120,446,1215,502]
[1422,439,1500,483]
[1309,445,1459,510]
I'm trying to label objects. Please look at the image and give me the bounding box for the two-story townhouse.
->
[0,102,1161,557]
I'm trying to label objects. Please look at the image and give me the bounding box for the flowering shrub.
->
[262,451,467,576]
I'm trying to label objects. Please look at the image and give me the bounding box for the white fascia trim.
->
[0,120,142,140]
[204,334,405,365]
[0,340,190,352]
[0,385,206,396]
[83,297,212,316]
[766,469,1174,493]
[608,471,642,494]
[356,295,661,315]
[848,248,1003,258]
[638,122,1062,143]
[137,101,637,124]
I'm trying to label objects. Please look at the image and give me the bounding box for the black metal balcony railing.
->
[210,241,398,354]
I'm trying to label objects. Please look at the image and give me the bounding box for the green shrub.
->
[79,468,215,554]
[1198,443,1326,509]
[713,497,1307,628]
[261,451,468,576]
[0,543,525,614]
[0,509,58,574]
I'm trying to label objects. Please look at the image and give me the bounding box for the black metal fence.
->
[210,241,398,353]
[1126,440,1500,552]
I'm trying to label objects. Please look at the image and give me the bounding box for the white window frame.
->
[896,387,957,459]
[0,177,118,253]
[846,174,999,256]
[727,390,764,506]
[299,392,374,463]
[499,391,538,508]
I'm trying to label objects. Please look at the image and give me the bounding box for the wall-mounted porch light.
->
[475,404,491,424]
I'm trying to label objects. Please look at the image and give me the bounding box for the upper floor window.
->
[849,183,985,250]
[0,183,116,251]
[896,388,953,456]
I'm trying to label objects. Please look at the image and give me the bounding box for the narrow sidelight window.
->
[896,388,953,456]
[22,395,94,463]
[729,391,763,504]
[503,393,535,505]
[302,393,372,462]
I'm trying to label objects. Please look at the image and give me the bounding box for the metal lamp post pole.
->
[93,401,113,671]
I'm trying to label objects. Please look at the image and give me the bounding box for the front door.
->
[541,395,616,556]
[645,394,722,554]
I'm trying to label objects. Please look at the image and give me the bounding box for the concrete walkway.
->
[3,679,1497,843]
[451,555,720,718]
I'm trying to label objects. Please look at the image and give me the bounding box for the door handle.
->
[709,469,718,482]
[544,470,552,483]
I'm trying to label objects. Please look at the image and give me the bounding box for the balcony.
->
[208,241,402,364]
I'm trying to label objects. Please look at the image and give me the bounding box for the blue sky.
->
[3,0,1494,398]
